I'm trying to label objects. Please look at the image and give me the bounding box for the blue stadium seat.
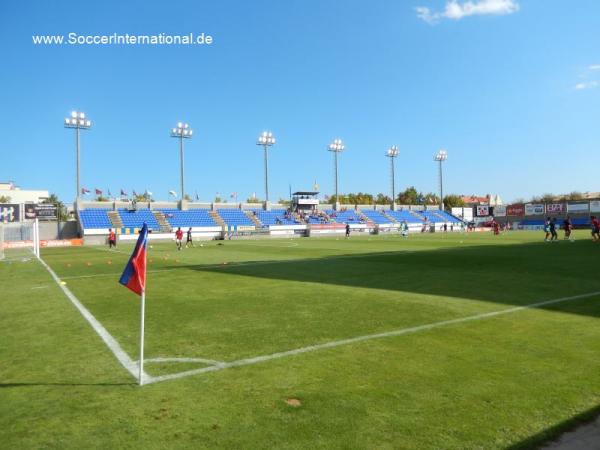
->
[217,209,255,228]
[160,209,218,228]
[252,209,297,227]
[385,210,424,224]
[361,210,393,224]
[326,209,364,224]
[79,208,112,229]
[117,209,160,231]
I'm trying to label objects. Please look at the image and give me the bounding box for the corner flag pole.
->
[139,288,146,385]
[118,222,149,386]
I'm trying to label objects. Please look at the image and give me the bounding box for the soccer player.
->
[544,218,551,242]
[108,228,117,248]
[401,220,409,237]
[345,223,350,238]
[549,217,558,242]
[591,216,600,242]
[175,227,183,250]
[563,215,574,241]
[492,219,500,236]
[186,227,193,248]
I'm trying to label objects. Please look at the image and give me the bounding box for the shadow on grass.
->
[0,382,136,388]
[508,403,600,449]
[172,240,600,318]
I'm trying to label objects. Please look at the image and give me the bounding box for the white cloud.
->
[416,0,520,24]
[575,81,598,90]
[589,64,600,70]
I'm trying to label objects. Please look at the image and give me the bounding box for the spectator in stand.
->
[563,215,574,242]
[108,228,117,248]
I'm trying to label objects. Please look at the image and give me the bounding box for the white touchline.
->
[142,357,226,367]
[39,257,149,382]
[144,290,600,385]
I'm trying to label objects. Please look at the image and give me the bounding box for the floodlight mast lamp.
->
[256,131,276,206]
[171,123,193,208]
[386,146,399,211]
[434,149,448,211]
[328,138,345,210]
[64,111,92,205]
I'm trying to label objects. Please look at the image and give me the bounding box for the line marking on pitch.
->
[142,357,226,367]
[38,257,149,381]
[144,290,600,385]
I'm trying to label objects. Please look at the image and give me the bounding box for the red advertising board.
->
[506,204,525,216]
[546,203,565,214]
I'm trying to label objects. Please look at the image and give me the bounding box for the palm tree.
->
[43,193,67,221]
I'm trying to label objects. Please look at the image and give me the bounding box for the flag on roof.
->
[81,187,90,194]
[119,223,148,296]
[120,188,127,196]
[95,188,103,195]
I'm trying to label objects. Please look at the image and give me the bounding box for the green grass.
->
[1,231,599,449]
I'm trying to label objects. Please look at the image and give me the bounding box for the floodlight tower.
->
[386,145,399,210]
[328,138,345,210]
[256,131,276,210]
[171,122,193,209]
[64,111,92,207]
[434,149,448,211]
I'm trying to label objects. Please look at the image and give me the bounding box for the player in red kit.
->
[175,227,184,250]
[591,216,600,242]
[108,228,117,248]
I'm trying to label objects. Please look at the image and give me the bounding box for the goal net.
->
[0,220,40,261]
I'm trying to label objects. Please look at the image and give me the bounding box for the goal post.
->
[0,219,40,261]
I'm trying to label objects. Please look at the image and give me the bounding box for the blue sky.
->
[0,0,598,204]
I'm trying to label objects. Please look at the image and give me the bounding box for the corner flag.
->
[119,223,148,295]
[118,223,149,385]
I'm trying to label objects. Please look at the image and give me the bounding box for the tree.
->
[245,196,262,203]
[43,193,67,221]
[422,192,440,205]
[375,193,392,205]
[397,186,419,205]
[566,191,583,201]
[95,195,109,202]
[540,193,555,203]
[183,194,192,201]
[0,195,11,203]
[443,195,465,208]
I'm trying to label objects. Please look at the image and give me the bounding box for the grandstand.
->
[326,209,364,224]
[360,209,393,225]
[118,209,161,231]
[160,209,218,229]
[217,209,255,229]
[252,209,297,227]
[385,209,423,224]
[78,208,113,229]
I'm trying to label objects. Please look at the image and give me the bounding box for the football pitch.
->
[2,231,600,449]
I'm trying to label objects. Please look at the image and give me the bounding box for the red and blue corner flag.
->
[119,223,148,295]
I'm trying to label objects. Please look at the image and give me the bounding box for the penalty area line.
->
[144,290,600,385]
[38,257,146,382]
